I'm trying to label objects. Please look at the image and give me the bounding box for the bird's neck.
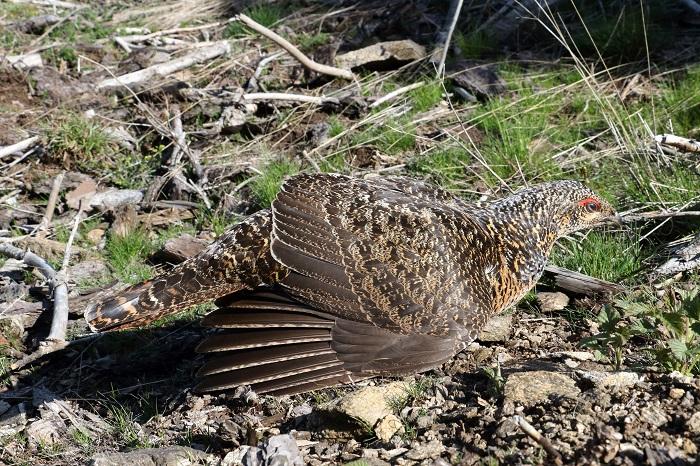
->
[481,201,560,281]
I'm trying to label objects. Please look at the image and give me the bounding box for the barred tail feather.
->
[85,267,242,332]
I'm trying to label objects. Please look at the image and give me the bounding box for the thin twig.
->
[436,0,463,76]
[620,210,700,222]
[370,82,425,108]
[513,415,563,465]
[246,52,284,92]
[37,171,65,237]
[235,13,354,80]
[0,136,39,159]
[243,92,339,105]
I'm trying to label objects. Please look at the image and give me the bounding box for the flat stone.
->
[504,371,580,406]
[160,234,209,263]
[335,40,426,70]
[335,382,407,428]
[374,414,404,442]
[639,406,669,428]
[90,446,211,466]
[404,439,445,461]
[670,388,685,399]
[66,178,97,210]
[26,417,64,446]
[479,314,512,342]
[67,260,110,284]
[449,61,507,100]
[537,292,570,312]
[579,371,640,388]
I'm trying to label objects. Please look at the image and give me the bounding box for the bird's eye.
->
[578,197,601,212]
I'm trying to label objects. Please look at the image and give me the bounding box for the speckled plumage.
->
[86,174,615,395]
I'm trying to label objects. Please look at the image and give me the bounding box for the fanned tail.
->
[84,264,241,332]
[85,210,281,332]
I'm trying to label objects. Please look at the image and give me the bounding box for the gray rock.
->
[89,189,143,211]
[579,371,640,388]
[0,400,10,416]
[504,371,580,406]
[26,417,64,446]
[240,434,304,466]
[90,446,210,466]
[478,314,512,342]
[334,382,407,428]
[404,439,445,461]
[537,292,570,312]
[67,260,110,285]
[639,406,669,428]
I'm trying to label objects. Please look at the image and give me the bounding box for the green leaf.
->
[683,294,700,321]
[659,312,686,337]
[690,321,700,335]
[667,339,688,361]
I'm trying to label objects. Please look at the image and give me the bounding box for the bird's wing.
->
[270,173,491,338]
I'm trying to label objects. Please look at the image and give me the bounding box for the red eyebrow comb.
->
[578,197,600,206]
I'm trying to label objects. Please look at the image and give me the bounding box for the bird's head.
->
[491,180,618,237]
[549,181,617,236]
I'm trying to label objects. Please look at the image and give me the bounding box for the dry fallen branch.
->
[1,203,84,370]
[513,415,564,466]
[544,265,623,295]
[621,210,700,222]
[243,92,339,105]
[0,243,68,370]
[653,233,700,277]
[235,13,354,80]
[96,41,231,89]
[654,134,700,153]
[0,136,39,159]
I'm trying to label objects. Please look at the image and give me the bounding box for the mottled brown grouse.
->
[86,174,616,395]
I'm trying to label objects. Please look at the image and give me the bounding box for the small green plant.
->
[105,229,155,284]
[48,114,113,162]
[250,159,300,208]
[70,428,94,454]
[645,288,700,375]
[552,232,641,283]
[454,30,495,58]
[296,32,329,51]
[225,5,285,38]
[482,363,505,397]
[409,82,443,113]
[105,402,150,449]
[581,301,647,370]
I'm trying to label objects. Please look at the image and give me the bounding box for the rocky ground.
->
[2,300,700,465]
[2,0,700,465]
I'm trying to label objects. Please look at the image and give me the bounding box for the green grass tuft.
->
[409,82,443,113]
[225,5,285,38]
[553,231,642,283]
[409,147,470,190]
[250,159,300,208]
[105,230,155,284]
